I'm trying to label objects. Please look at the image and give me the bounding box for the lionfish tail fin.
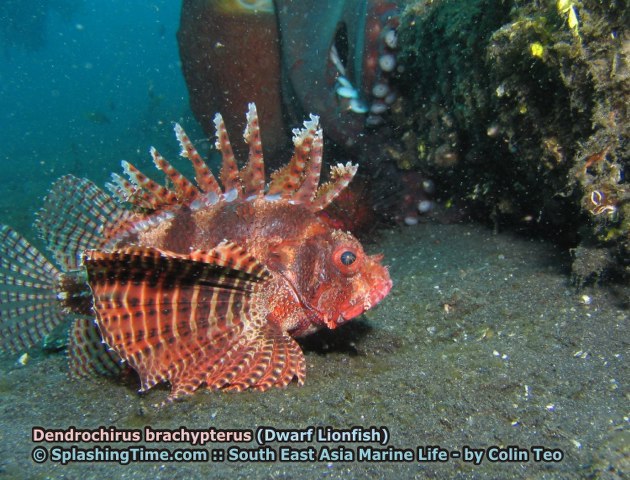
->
[0,224,122,381]
[0,225,68,354]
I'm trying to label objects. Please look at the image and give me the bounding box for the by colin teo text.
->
[417,445,564,464]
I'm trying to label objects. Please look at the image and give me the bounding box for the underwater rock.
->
[397,0,628,284]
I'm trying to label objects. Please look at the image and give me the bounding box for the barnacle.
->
[588,190,617,217]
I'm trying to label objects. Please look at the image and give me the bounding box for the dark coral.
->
[396,0,628,283]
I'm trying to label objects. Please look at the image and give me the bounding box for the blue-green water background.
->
[0,0,200,238]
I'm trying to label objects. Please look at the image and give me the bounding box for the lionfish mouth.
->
[333,275,393,327]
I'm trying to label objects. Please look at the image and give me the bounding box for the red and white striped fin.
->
[36,175,134,270]
[83,244,272,398]
[203,333,263,390]
[105,173,154,210]
[173,330,252,395]
[224,324,306,392]
[291,124,324,204]
[109,104,358,215]
[253,330,306,391]
[214,113,242,193]
[150,147,200,203]
[240,103,265,198]
[68,317,124,378]
[122,161,178,209]
[0,226,68,354]
[106,173,135,203]
[207,334,268,391]
[311,162,358,212]
[174,123,222,195]
[189,240,271,279]
[267,114,320,197]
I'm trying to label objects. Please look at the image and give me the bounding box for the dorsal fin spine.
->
[110,104,357,215]
[240,103,265,198]
[150,147,200,203]
[291,121,324,204]
[214,113,242,193]
[174,123,222,195]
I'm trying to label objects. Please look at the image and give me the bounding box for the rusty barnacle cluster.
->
[572,145,624,222]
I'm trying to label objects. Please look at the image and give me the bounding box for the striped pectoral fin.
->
[67,317,125,378]
[261,329,306,390]
[166,328,243,399]
[83,244,270,397]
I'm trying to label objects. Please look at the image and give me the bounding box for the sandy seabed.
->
[0,222,627,480]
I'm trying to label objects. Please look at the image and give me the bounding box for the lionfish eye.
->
[340,250,357,266]
[332,244,362,276]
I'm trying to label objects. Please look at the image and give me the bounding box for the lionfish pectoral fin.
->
[68,317,125,379]
[83,243,272,398]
